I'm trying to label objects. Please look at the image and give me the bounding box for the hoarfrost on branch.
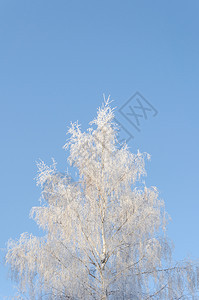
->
[6,98,199,299]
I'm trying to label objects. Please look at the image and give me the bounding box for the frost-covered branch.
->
[6,99,199,299]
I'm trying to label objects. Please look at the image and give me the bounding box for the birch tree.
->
[6,99,199,299]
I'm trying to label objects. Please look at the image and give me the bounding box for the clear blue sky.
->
[0,0,199,297]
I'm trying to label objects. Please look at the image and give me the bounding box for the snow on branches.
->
[6,98,199,299]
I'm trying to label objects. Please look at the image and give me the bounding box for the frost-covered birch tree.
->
[6,99,199,299]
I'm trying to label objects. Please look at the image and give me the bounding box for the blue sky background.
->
[0,0,199,297]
